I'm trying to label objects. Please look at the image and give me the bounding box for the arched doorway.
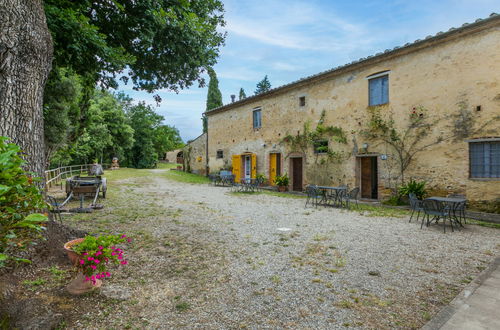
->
[176,151,184,165]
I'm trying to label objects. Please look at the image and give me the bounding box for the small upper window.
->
[469,140,500,178]
[368,74,389,106]
[253,108,262,128]
[314,140,328,154]
[299,96,306,107]
[216,150,223,159]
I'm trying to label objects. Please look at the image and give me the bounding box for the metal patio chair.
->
[447,193,467,225]
[305,185,321,208]
[421,199,455,233]
[345,187,360,209]
[408,193,424,223]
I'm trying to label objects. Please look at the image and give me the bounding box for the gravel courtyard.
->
[45,169,500,329]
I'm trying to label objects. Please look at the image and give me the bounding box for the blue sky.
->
[119,0,498,142]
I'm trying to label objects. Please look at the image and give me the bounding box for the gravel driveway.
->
[65,170,500,329]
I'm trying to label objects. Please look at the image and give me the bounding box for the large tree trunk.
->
[0,0,53,177]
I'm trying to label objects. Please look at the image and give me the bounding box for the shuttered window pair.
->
[368,75,389,106]
[469,141,500,178]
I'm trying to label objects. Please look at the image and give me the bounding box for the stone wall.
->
[183,133,207,175]
[165,149,182,163]
[206,19,500,202]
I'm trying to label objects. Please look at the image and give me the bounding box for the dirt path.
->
[4,170,499,329]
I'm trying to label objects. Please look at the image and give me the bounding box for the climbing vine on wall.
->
[282,110,348,184]
[282,110,347,162]
[362,105,442,185]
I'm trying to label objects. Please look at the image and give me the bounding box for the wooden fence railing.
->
[44,164,109,190]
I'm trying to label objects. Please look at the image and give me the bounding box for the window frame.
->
[468,139,500,179]
[253,108,262,129]
[367,72,389,106]
[313,140,329,154]
[299,96,306,107]
[216,149,224,159]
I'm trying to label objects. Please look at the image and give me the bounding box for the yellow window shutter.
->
[232,155,241,183]
[251,154,257,179]
[269,153,276,185]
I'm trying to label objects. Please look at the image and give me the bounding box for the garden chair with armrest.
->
[421,199,455,233]
[408,193,424,223]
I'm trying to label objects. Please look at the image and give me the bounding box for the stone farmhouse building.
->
[204,14,500,204]
[183,133,207,175]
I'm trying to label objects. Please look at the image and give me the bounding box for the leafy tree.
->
[239,88,246,100]
[255,75,271,95]
[154,125,184,159]
[50,91,134,166]
[43,68,83,162]
[125,102,164,168]
[1,0,226,175]
[45,0,226,93]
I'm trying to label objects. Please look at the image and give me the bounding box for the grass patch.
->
[156,162,180,170]
[467,219,500,229]
[355,204,409,218]
[48,266,67,282]
[228,190,305,199]
[175,302,190,312]
[263,190,305,199]
[164,170,210,184]
[22,279,47,290]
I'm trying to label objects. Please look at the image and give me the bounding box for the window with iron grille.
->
[469,141,500,178]
[253,108,262,128]
[313,140,328,154]
[216,150,223,159]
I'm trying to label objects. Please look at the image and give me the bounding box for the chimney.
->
[230,94,236,103]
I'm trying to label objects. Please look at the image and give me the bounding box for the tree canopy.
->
[255,75,271,95]
[44,0,226,94]
[41,0,221,168]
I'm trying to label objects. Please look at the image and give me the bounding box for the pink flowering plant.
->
[71,234,131,284]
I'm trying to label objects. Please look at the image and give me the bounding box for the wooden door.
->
[232,155,241,183]
[292,157,303,191]
[269,153,277,185]
[360,157,378,199]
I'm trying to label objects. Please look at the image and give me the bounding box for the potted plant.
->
[64,234,130,295]
[256,173,267,186]
[275,174,289,192]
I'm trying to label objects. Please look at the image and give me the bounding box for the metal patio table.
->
[317,186,348,207]
[425,196,466,228]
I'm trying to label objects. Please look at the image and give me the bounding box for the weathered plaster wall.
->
[207,23,500,202]
[165,149,182,163]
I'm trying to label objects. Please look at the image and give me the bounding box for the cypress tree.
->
[239,87,246,100]
[255,75,271,95]
[204,68,223,132]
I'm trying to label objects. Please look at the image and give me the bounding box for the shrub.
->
[0,137,48,266]
[398,179,427,199]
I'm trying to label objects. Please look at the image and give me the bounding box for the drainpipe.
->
[204,113,209,176]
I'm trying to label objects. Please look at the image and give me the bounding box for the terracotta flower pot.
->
[64,238,85,266]
[277,186,287,192]
[66,271,102,295]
